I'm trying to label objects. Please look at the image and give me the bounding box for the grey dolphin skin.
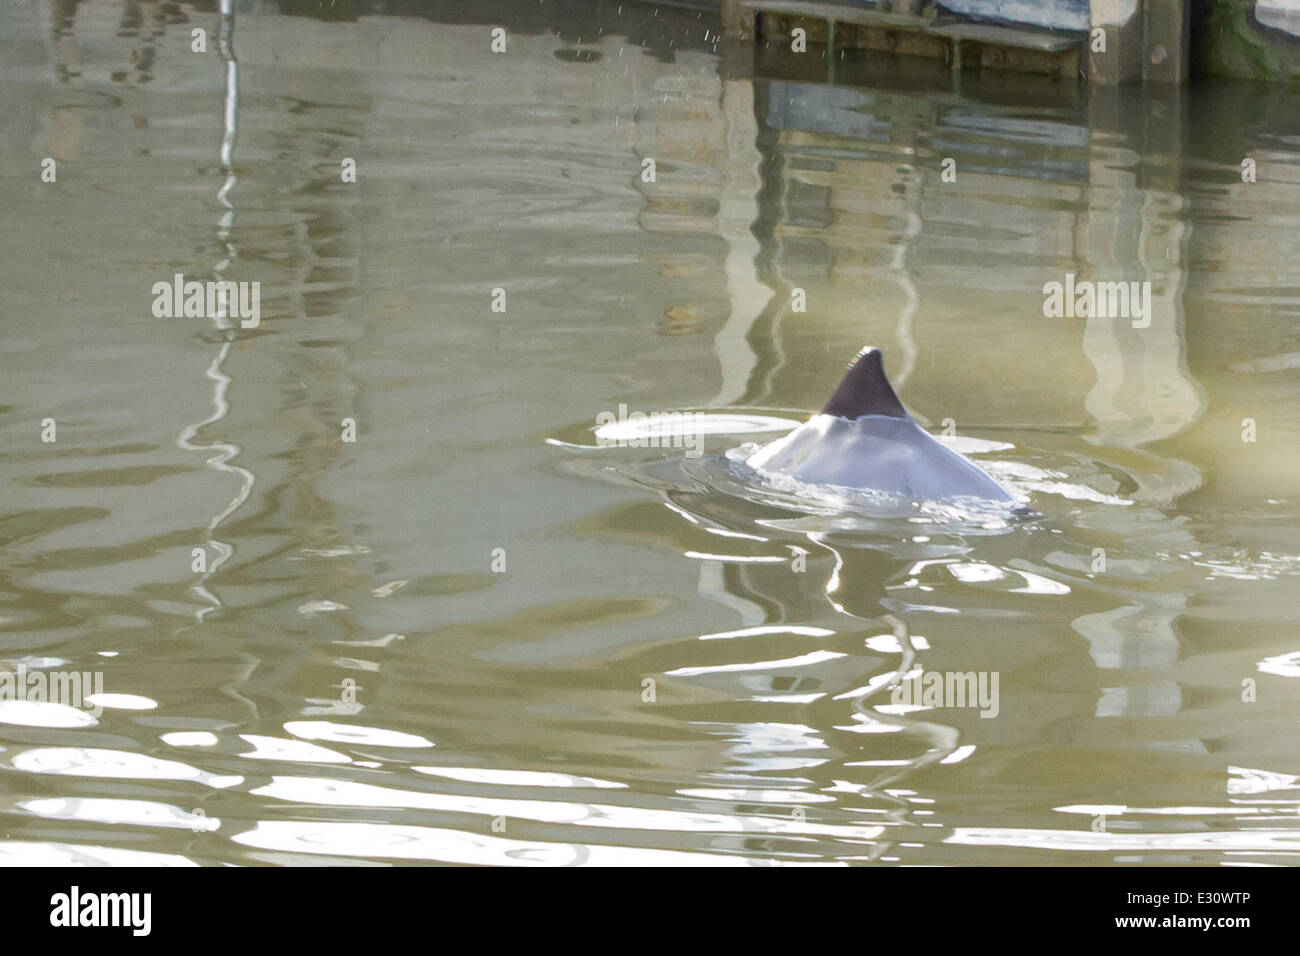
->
[745,347,1015,504]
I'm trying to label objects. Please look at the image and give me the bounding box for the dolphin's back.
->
[741,346,1015,504]
[745,414,1014,504]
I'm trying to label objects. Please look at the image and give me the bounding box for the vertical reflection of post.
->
[215,0,239,305]
[890,182,922,391]
[710,78,771,407]
[886,99,925,391]
[49,0,82,84]
[177,0,255,621]
[1073,87,1204,715]
[1081,88,1206,502]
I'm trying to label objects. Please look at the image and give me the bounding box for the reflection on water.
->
[0,0,1298,865]
[176,0,254,622]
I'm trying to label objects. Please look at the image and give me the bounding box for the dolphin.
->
[744,346,1016,504]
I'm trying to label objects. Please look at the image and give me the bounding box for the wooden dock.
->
[726,1,1293,86]
[737,0,1084,80]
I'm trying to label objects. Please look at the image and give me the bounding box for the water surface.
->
[1,0,1298,866]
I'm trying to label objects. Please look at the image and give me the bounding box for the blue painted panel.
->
[937,0,1089,32]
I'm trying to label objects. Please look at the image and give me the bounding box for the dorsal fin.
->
[821,346,910,420]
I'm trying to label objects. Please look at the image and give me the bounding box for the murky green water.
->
[1,0,1298,866]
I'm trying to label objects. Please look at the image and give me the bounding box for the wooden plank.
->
[928,22,1080,53]
[743,1,927,30]
[1089,3,1143,84]
[1143,0,1190,83]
